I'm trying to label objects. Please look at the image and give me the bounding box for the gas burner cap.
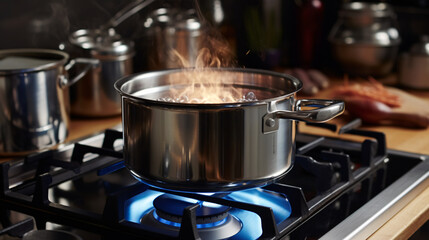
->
[153,194,230,225]
[141,194,242,239]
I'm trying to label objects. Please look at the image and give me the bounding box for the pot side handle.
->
[59,58,100,89]
[263,99,345,133]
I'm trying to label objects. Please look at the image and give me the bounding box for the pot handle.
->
[59,58,100,89]
[263,99,345,133]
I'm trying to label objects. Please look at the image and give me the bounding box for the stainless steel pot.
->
[114,68,344,192]
[0,49,96,155]
[135,8,203,71]
[67,29,135,117]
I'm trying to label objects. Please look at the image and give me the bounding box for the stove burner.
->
[140,194,242,239]
[152,194,230,227]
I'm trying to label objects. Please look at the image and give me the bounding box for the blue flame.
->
[227,188,291,224]
[152,210,228,229]
[124,187,291,239]
[125,189,163,222]
[226,188,292,239]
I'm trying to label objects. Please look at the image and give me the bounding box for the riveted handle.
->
[263,99,345,133]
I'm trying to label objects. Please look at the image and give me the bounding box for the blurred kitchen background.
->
[0,0,428,76]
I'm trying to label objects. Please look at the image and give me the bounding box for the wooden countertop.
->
[67,116,122,142]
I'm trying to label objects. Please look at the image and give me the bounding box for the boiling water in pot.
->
[156,90,258,103]
[131,83,285,104]
[127,70,291,104]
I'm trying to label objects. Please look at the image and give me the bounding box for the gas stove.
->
[0,120,428,239]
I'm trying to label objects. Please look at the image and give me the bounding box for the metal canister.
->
[329,2,401,76]
[67,29,134,117]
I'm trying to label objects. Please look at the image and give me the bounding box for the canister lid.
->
[339,2,395,18]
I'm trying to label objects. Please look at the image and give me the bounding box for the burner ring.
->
[140,193,242,239]
[152,194,230,225]
[141,209,242,239]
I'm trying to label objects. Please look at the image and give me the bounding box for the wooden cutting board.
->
[313,83,429,128]
[387,87,429,116]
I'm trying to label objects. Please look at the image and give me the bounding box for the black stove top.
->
[0,121,426,239]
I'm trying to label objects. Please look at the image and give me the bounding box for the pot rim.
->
[0,48,69,75]
[114,67,303,109]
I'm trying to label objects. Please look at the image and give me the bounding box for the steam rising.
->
[158,1,256,104]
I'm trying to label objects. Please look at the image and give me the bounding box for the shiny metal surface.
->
[263,99,345,133]
[23,230,82,240]
[139,8,202,70]
[329,2,401,76]
[115,68,343,192]
[0,49,70,155]
[321,153,429,240]
[69,29,134,117]
[98,0,156,32]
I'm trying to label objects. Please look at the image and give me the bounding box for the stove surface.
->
[0,122,427,239]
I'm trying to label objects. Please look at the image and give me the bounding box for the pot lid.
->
[144,8,201,32]
[69,28,134,58]
[339,2,395,18]
[410,35,429,56]
[0,49,68,75]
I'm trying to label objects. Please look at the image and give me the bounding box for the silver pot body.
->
[0,49,70,155]
[135,8,202,71]
[115,68,344,192]
[329,2,401,76]
[69,29,135,117]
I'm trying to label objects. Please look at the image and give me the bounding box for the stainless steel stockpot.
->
[0,49,95,155]
[68,29,135,117]
[114,68,344,192]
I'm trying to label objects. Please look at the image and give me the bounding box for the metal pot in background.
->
[398,35,429,89]
[134,8,203,71]
[67,29,135,117]
[329,2,401,76]
[114,68,344,192]
[0,49,96,155]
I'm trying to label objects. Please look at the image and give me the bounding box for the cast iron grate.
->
[0,121,388,239]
